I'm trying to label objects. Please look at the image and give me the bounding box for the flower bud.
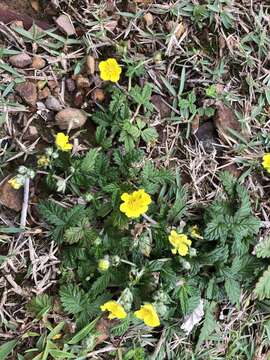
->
[111,255,120,266]
[189,248,197,257]
[98,258,110,272]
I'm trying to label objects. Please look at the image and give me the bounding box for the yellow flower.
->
[190,225,203,239]
[262,153,270,173]
[8,177,22,190]
[100,300,127,320]
[55,133,73,152]
[99,58,122,82]
[120,189,152,218]
[98,259,110,272]
[168,230,192,256]
[37,155,50,168]
[134,304,160,327]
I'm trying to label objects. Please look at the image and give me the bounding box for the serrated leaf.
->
[256,237,270,258]
[255,266,270,300]
[60,284,86,315]
[196,302,217,349]
[141,127,158,143]
[225,278,241,305]
[81,148,99,173]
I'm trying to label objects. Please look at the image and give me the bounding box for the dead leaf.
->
[214,102,248,145]
[86,55,95,75]
[0,180,23,212]
[181,299,204,334]
[166,21,186,39]
[151,95,171,118]
[95,317,117,345]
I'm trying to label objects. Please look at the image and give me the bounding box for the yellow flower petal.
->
[100,300,127,320]
[134,304,160,327]
[120,189,152,218]
[168,230,192,257]
[55,133,73,152]
[262,153,270,173]
[8,178,22,190]
[99,58,122,83]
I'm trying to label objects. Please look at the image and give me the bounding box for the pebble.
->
[55,108,87,130]
[45,96,62,111]
[9,53,32,68]
[92,88,105,102]
[143,13,154,26]
[32,56,46,70]
[16,81,37,106]
[55,14,76,35]
[76,74,90,89]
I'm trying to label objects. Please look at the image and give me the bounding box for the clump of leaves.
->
[39,154,262,354]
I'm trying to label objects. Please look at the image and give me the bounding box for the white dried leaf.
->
[181,299,204,334]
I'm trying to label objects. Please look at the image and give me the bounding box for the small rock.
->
[55,14,76,36]
[86,55,95,75]
[195,121,217,153]
[32,56,46,70]
[66,78,76,92]
[92,88,105,102]
[16,81,37,107]
[76,74,90,89]
[45,96,62,111]
[143,13,154,26]
[38,87,51,100]
[9,53,32,68]
[0,180,23,212]
[56,108,87,130]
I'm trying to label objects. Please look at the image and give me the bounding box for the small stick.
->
[20,178,30,229]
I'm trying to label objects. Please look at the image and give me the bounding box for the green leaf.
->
[111,317,130,336]
[28,294,52,319]
[225,278,241,305]
[255,266,270,300]
[60,284,86,315]
[38,201,65,227]
[80,148,99,173]
[68,318,98,344]
[255,237,270,258]
[0,227,22,234]
[90,272,112,298]
[49,349,75,359]
[141,127,158,143]
[196,302,217,349]
[0,340,17,360]
[48,321,65,340]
